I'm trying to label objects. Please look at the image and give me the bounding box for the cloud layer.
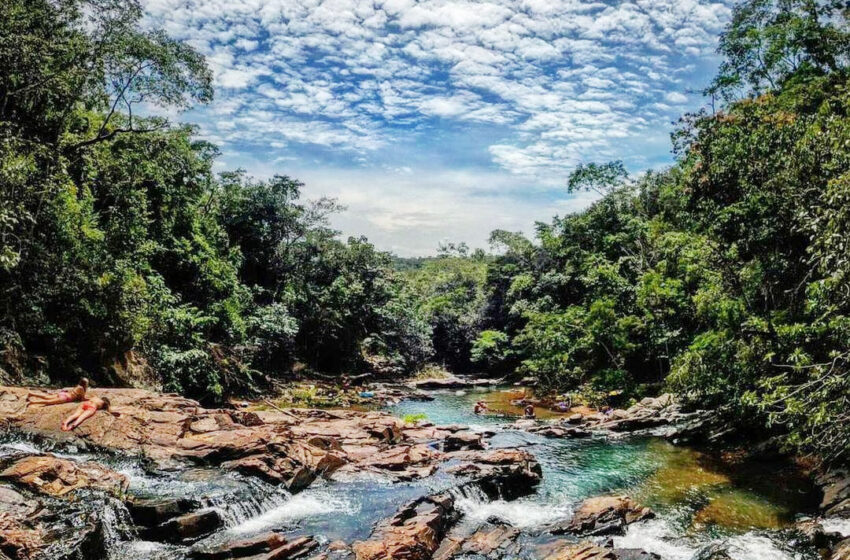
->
[142,0,734,255]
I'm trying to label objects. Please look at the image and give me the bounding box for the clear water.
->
[0,389,822,559]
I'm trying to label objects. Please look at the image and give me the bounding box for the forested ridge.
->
[2,0,850,463]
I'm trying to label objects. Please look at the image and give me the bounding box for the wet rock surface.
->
[816,468,850,517]
[444,448,542,500]
[542,541,660,560]
[352,493,458,560]
[549,496,654,537]
[832,538,850,560]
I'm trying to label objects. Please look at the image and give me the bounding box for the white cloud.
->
[140,0,735,254]
[665,91,690,104]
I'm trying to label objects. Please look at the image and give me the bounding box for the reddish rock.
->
[445,449,542,500]
[155,508,224,543]
[0,454,128,497]
[352,493,458,560]
[189,531,287,559]
[266,536,318,559]
[554,496,654,536]
[544,542,618,560]
[833,538,850,560]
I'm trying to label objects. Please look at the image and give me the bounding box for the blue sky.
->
[142,0,735,256]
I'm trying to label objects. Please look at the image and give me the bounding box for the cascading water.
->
[201,476,292,527]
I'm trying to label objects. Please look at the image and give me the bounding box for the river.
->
[3,386,848,559]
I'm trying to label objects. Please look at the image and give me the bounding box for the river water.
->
[3,387,846,559]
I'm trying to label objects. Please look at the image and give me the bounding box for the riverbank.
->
[0,384,847,560]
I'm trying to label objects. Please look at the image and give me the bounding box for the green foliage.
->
[471,1,850,464]
[402,413,427,425]
[470,330,511,372]
[400,255,487,372]
[0,0,431,400]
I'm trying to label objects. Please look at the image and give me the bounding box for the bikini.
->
[81,400,98,412]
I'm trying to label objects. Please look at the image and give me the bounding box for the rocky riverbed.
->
[0,385,847,560]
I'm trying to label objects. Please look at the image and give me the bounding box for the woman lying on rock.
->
[27,378,88,406]
[61,396,112,431]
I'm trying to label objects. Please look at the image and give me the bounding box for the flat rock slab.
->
[0,386,506,493]
[0,453,128,497]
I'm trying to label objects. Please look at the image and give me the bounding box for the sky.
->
[141,0,736,256]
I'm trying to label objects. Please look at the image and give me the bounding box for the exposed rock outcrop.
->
[0,387,502,492]
[550,496,654,536]
[444,449,542,500]
[352,493,458,560]
[0,453,128,497]
[543,541,659,560]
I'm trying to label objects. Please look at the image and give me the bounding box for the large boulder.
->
[445,449,542,500]
[152,508,225,543]
[0,454,128,497]
[552,496,654,536]
[352,493,458,560]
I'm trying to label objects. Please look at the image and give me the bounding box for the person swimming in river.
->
[473,401,488,414]
[27,378,89,406]
[524,404,535,419]
[61,396,112,431]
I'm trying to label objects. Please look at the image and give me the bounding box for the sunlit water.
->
[0,388,829,559]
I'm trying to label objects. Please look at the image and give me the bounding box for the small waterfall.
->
[448,484,571,528]
[101,497,137,544]
[200,476,292,527]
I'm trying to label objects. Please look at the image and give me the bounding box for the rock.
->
[692,544,733,560]
[0,386,510,498]
[445,449,542,500]
[410,377,470,390]
[154,508,224,543]
[0,494,116,560]
[352,493,457,560]
[529,425,591,439]
[0,453,128,497]
[832,538,850,560]
[127,496,200,528]
[190,532,288,559]
[543,542,617,560]
[566,414,584,425]
[265,536,318,559]
[552,496,654,536]
[443,431,484,452]
[0,512,45,559]
[543,542,659,560]
[456,524,519,556]
[794,519,842,552]
[816,469,850,517]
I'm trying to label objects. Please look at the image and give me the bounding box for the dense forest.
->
[2,0,850,464]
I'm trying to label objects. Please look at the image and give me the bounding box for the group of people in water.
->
[26,378,113,430]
